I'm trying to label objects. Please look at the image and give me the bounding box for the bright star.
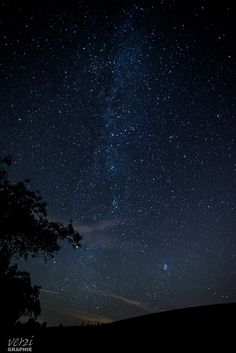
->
[163,264,168,272]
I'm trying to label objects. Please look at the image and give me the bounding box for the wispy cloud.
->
[40,289,59,295]
[92,289,154,313]
[77,219,120,234]
[76,311,112,324]
[75,219,139,252]
[75,219,131,250]
[109,294,153,312]
[40,307,112,326]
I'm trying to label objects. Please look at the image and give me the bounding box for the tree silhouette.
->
[0,252,41,329]
[0,156,81,327]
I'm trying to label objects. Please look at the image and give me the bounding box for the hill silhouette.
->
[1,303,235,351]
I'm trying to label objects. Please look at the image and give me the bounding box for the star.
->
[163,264,168,272]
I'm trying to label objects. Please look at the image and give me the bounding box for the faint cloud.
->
[76,311,112,324]
[75,219,137,252]
[40,289,60,295]
[76,219,128,249]
[108,293,153,312]
[40,307,113,326]
[92,289,154,313]
[77,219,120,234]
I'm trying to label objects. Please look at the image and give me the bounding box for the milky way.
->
[0,1,235,325]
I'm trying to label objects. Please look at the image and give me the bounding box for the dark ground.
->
[1,303,235,351]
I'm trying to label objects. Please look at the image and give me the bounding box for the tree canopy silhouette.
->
[0,156,81,327]
[0,253,41,329]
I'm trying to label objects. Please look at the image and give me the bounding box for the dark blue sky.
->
[1,0,235,325]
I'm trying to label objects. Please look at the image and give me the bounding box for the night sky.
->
[1,0,236,325]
